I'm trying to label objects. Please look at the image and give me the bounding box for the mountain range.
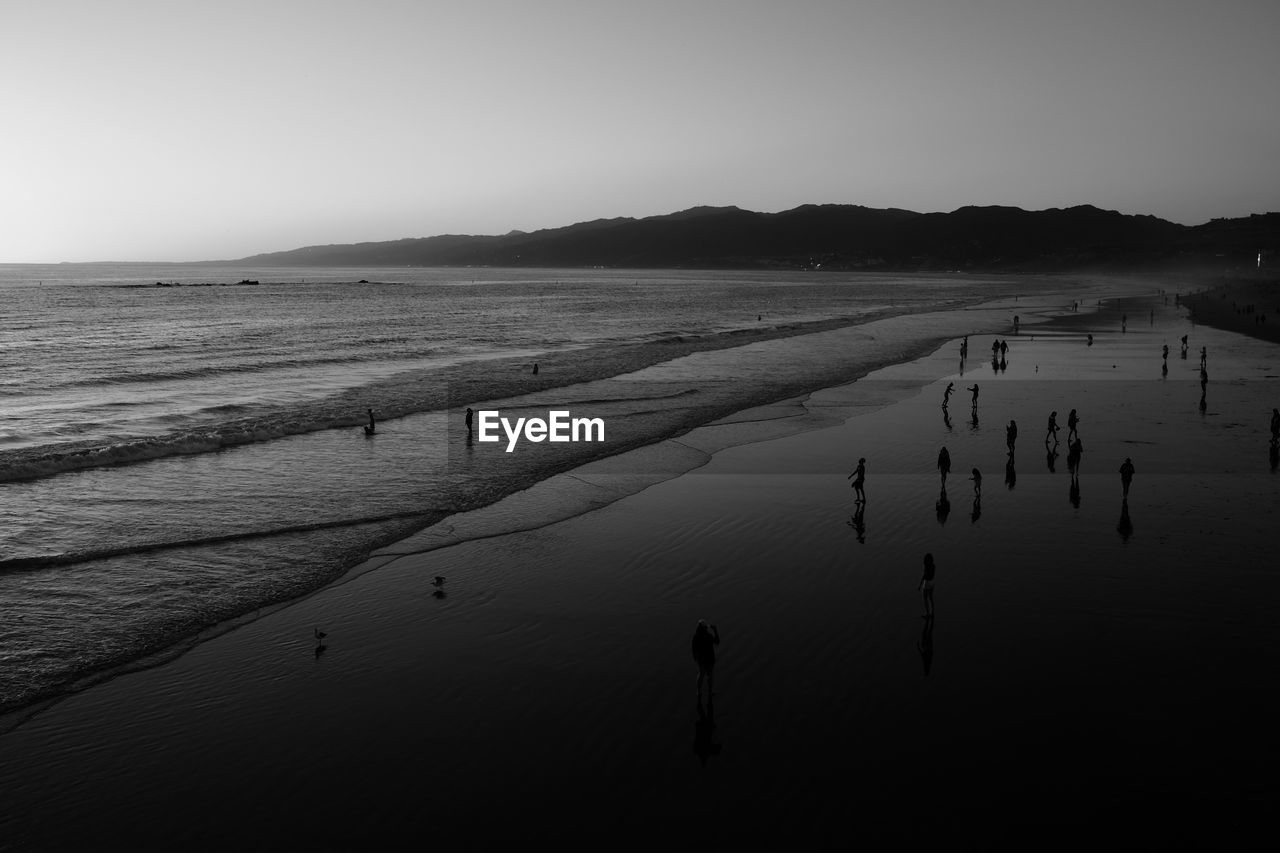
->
[237,204,1280,272]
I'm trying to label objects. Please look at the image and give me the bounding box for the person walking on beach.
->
[968,383,980,407]
[999,339,1008,357]
[937,446,951,484]
[970,467,982,496]
[848,458,867,502]
[943,382,954,408]
[1006,419,1018,454]
[691,620,720,700]
[1067,409,1079,442]
[363,408,376,436]
[1045,411,1059,446]
[1119,457,1135,498]
[917,553,937,618]
[465,407,474,434]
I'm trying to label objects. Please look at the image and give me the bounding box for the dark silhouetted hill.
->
[236,205,1280,271]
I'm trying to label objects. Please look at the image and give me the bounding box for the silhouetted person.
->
[918,553,936,617]
[1000,339,1008,357]
[465,407,474,433]
[968,383,979,407]
[1045,411,1059,445]
[970,467,982,496]
[943,382,954,408]
[1087,333,1094,346]
[363,408,376,436]
[1067,409,1080,442]
[916,616,934,676]
[935,486,950,526]
[991,339,1000,357]
[691,620,720,700]
[533,362,539,375]
[1006,419,1018,454]
[1004,455,1016,490]
[1119,457,1135,498]
[1013,315,1020,334]
[1117,499,1133,541]
[848,457,867,502]
[937,446,951,484]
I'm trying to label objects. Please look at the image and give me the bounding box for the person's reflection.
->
[847,504,867,543]
[916,616,935,677]
[1271,443,1279,472]
[970,494,982,524]
[970,407,980,430]
[1004,455,1017,490]
[1117,498,1133,541]
[1045,445,1058,473]
[693,696,721,765]
[991,356,1000,374]
[1069,475,1081,508]
[935,486,951,525]
[943,407,953,431]
[1199,391,1207,414]
[999,356,1007,373]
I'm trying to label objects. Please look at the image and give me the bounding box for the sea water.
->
[0,264,1046,715]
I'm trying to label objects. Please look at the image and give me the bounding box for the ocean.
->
[0,264,1046,717]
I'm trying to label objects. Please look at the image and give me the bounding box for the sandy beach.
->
[3,289,1278,848]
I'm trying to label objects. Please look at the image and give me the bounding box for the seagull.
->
[432,577,446,587]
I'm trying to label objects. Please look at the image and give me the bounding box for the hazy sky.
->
[4,0,1277,262]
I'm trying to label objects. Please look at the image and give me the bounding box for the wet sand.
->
[3,294,1278,848]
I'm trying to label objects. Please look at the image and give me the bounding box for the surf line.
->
[477,410,605,452]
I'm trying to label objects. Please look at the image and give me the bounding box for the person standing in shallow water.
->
[918,553,936,618]
[691,620,720,700]
[968,383,979,407]
[970,467,982,496]
[1119,457,1136,498]
[848,457,867,502]
[943,382,954,408]
[1045,411,1059,446]
[937,446,951,484]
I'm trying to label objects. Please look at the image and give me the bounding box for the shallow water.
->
[5,264,1097,715]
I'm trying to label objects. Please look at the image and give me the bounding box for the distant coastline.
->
[229,203,1280,273]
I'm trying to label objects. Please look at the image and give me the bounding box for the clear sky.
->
[3,0,1277,262]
